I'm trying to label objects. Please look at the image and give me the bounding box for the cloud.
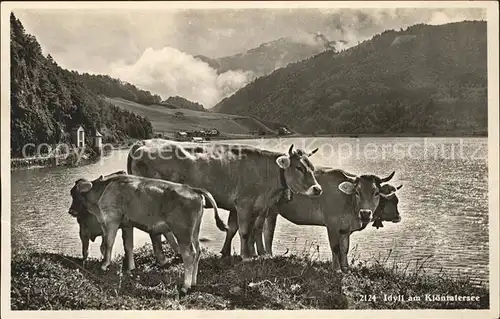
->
[110,47,255,108]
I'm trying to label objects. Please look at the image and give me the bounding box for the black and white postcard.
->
[1,1,499,318]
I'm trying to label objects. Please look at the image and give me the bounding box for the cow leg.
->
[150,234,168,267]
[79,230,90,264]
[191,221,202,286]
[236,207,254,261]
[100,239,106,258]
[263,210,278,256]
[121,226,136,273]
[164,231,180,254]
[248,228,258,257]
[178,242,196,295]
[253,214,267,256]
[326,228,342,273]
[220,209,238,257]
[339,234,350,272]
[101,223,120,272]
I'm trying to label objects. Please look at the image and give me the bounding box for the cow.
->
[127,139,323,261]
[68,171,181,266]
[68,172,227,295]
[220,168,398,272]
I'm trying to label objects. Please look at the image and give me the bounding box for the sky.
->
[13,7,486,108]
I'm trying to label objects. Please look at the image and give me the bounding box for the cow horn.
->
[339,169,357,178]
[380,171,395,183]
[288,144,294,155]
[396,184,403,190]
[380,191,396,199]
[308,148,319,157]
[339,170,357,184]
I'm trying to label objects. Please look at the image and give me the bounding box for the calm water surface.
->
[10,137,489,287]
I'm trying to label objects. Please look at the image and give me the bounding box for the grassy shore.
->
[11,242,489,310]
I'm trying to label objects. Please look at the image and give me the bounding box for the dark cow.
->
[127,139,322,260]
[68,173,227,294]
[69,171,181,266]
[221,168,397,272]
[370,184,403,228]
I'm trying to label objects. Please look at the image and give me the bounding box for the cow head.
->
[68,178,94,217]
[68,170,127,217]
[337,171,395,224]
[275,144,323,197]
[371,184,403,228]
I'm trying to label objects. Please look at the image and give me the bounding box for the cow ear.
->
[77,181,93,193]
[338,181,355,195]
[276,155,291,169]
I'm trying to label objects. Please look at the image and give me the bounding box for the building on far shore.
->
[71,125,85,148]
[92,129,103,150]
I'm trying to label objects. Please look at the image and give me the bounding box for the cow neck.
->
[346,186,362,229]
[279,168,293,202]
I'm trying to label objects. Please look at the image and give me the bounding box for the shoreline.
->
[9,134,488,171]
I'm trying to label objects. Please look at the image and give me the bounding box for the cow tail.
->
[127,141,144,174]
[193,188,228,232]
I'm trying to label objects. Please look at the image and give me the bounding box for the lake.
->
[10,137,489,287]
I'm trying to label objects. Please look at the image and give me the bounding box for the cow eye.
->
[375,191,380,196]
[296,165,305,173]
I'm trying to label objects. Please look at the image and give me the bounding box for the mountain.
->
[10,13,153,156]
[162,96,207,112]
[214,21,487,136]
[195,36,330,76]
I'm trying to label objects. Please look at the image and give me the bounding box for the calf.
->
[68,173,227,294]
[69,171,181,266]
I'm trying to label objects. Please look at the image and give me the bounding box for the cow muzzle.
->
[359,209,372,223]
[392,214,401,223]
[306,184,323,197]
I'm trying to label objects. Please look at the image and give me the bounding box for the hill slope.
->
[214,21,487,136]
[105,97,279,138]
[10,13,153,156]
[162,96,207,112]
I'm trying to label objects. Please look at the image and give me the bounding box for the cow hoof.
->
[334,269,343,275]
[172,254,182,263]
[179,287,190,297]
[242,257,254,263]
[220,252,232,259]
[100,265,110,272]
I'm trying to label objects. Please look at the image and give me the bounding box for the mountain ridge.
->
[195,36,331,76]
[214,21,487,136]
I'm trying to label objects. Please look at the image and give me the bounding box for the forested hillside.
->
[10,13,153,156]
[214,21,487,136]
[163,96,207,112]
[79,73,162,105]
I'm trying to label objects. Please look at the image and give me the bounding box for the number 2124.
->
[360,295,377,302]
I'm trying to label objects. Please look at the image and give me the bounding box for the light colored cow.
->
[68,173,227,295]
[127,139,322,260]
[69,171,181,266]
